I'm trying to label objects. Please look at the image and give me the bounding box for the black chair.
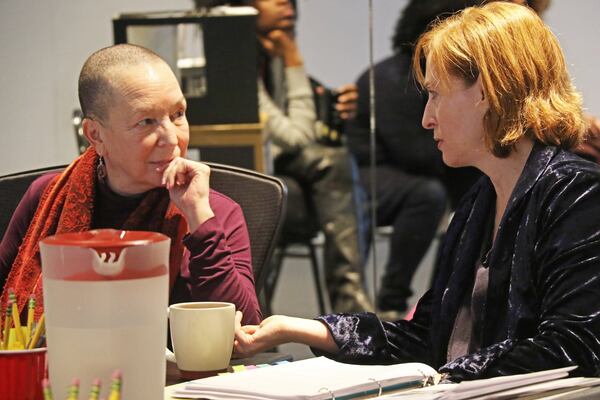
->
[205,162,287,296]
[0,165,66,240]
[264,176,327,316]
[0,163,287,301]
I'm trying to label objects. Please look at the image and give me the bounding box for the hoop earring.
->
[97,156,107,181]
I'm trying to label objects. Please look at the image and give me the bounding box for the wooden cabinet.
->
[188,123,264,173]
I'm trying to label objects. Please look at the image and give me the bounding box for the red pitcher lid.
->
[40,229,169,248]
[40,229,169,281]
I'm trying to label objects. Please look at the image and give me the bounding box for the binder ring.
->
[318,387,335,399]
[417,368,435,386]
[368,378,383,396]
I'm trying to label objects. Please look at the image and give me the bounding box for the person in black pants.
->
[345,0,484,318]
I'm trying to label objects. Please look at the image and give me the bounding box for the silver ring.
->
[318,387,335,399]
[368,378,383,396]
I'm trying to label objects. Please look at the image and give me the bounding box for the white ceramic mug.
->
[166,302,236,372]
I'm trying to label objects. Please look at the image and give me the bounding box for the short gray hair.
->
[78,44,165,120]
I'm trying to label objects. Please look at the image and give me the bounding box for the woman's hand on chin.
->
[161,157,214,232]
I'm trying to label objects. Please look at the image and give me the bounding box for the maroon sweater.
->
[0,173,261,325]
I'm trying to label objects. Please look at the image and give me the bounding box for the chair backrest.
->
[0,163,287,294]
[205,162,287,293]
[0,165,66,240]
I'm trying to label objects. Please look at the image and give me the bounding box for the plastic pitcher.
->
[39,229,170,400]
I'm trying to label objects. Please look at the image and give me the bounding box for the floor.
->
[268,232,439,361]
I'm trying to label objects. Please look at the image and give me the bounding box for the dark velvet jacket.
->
[317,143,600,380]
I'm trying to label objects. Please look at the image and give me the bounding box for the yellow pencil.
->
[7,291,25,346]
[11,300,26,346]
[4,300,12,346]
[0,302,5,350]
[42,378,54,400]
[88,378,101,400]
[28,313,45,350]
[66,378,80,400]
[2,300,12,350]
[107,369,122,400]
[0,304,6,350]
[26,295,35,342]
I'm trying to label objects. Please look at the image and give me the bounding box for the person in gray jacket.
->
[248,0,373,313]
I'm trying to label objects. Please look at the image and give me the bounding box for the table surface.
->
[165,351,294,399]
[164,356,600,400]
[166,351,293,385]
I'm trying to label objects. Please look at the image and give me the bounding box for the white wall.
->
[0,0,191,175]
[544,1,600,118]
[296,0,407,88]
[1,0,599,175]
[296,0,600,118]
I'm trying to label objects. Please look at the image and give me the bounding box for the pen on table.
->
[88,378,101,400]
[26,294,35,342]
[108,369,122,400]
[28,313,45,350]
[66,378,80,400]
[42,378,54,400]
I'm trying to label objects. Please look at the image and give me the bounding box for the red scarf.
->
[1,148,187,319]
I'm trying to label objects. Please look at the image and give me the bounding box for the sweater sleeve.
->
[313,290,433,365]
[178,190,261,325]
[259,65,317,152]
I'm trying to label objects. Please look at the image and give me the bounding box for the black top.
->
[317,143,600,381]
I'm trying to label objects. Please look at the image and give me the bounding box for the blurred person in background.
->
[240,0,373,313]
[346,0,486,319]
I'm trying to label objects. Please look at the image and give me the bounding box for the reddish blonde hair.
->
[413,2,585,157]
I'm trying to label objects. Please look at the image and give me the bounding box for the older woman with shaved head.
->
[0,44,261,325]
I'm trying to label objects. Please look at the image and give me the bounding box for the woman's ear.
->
[82,118,105,155]
[475,76,489,109]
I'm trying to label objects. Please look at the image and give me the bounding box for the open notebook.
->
[170,356,439,399]
[169,357,586,400]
